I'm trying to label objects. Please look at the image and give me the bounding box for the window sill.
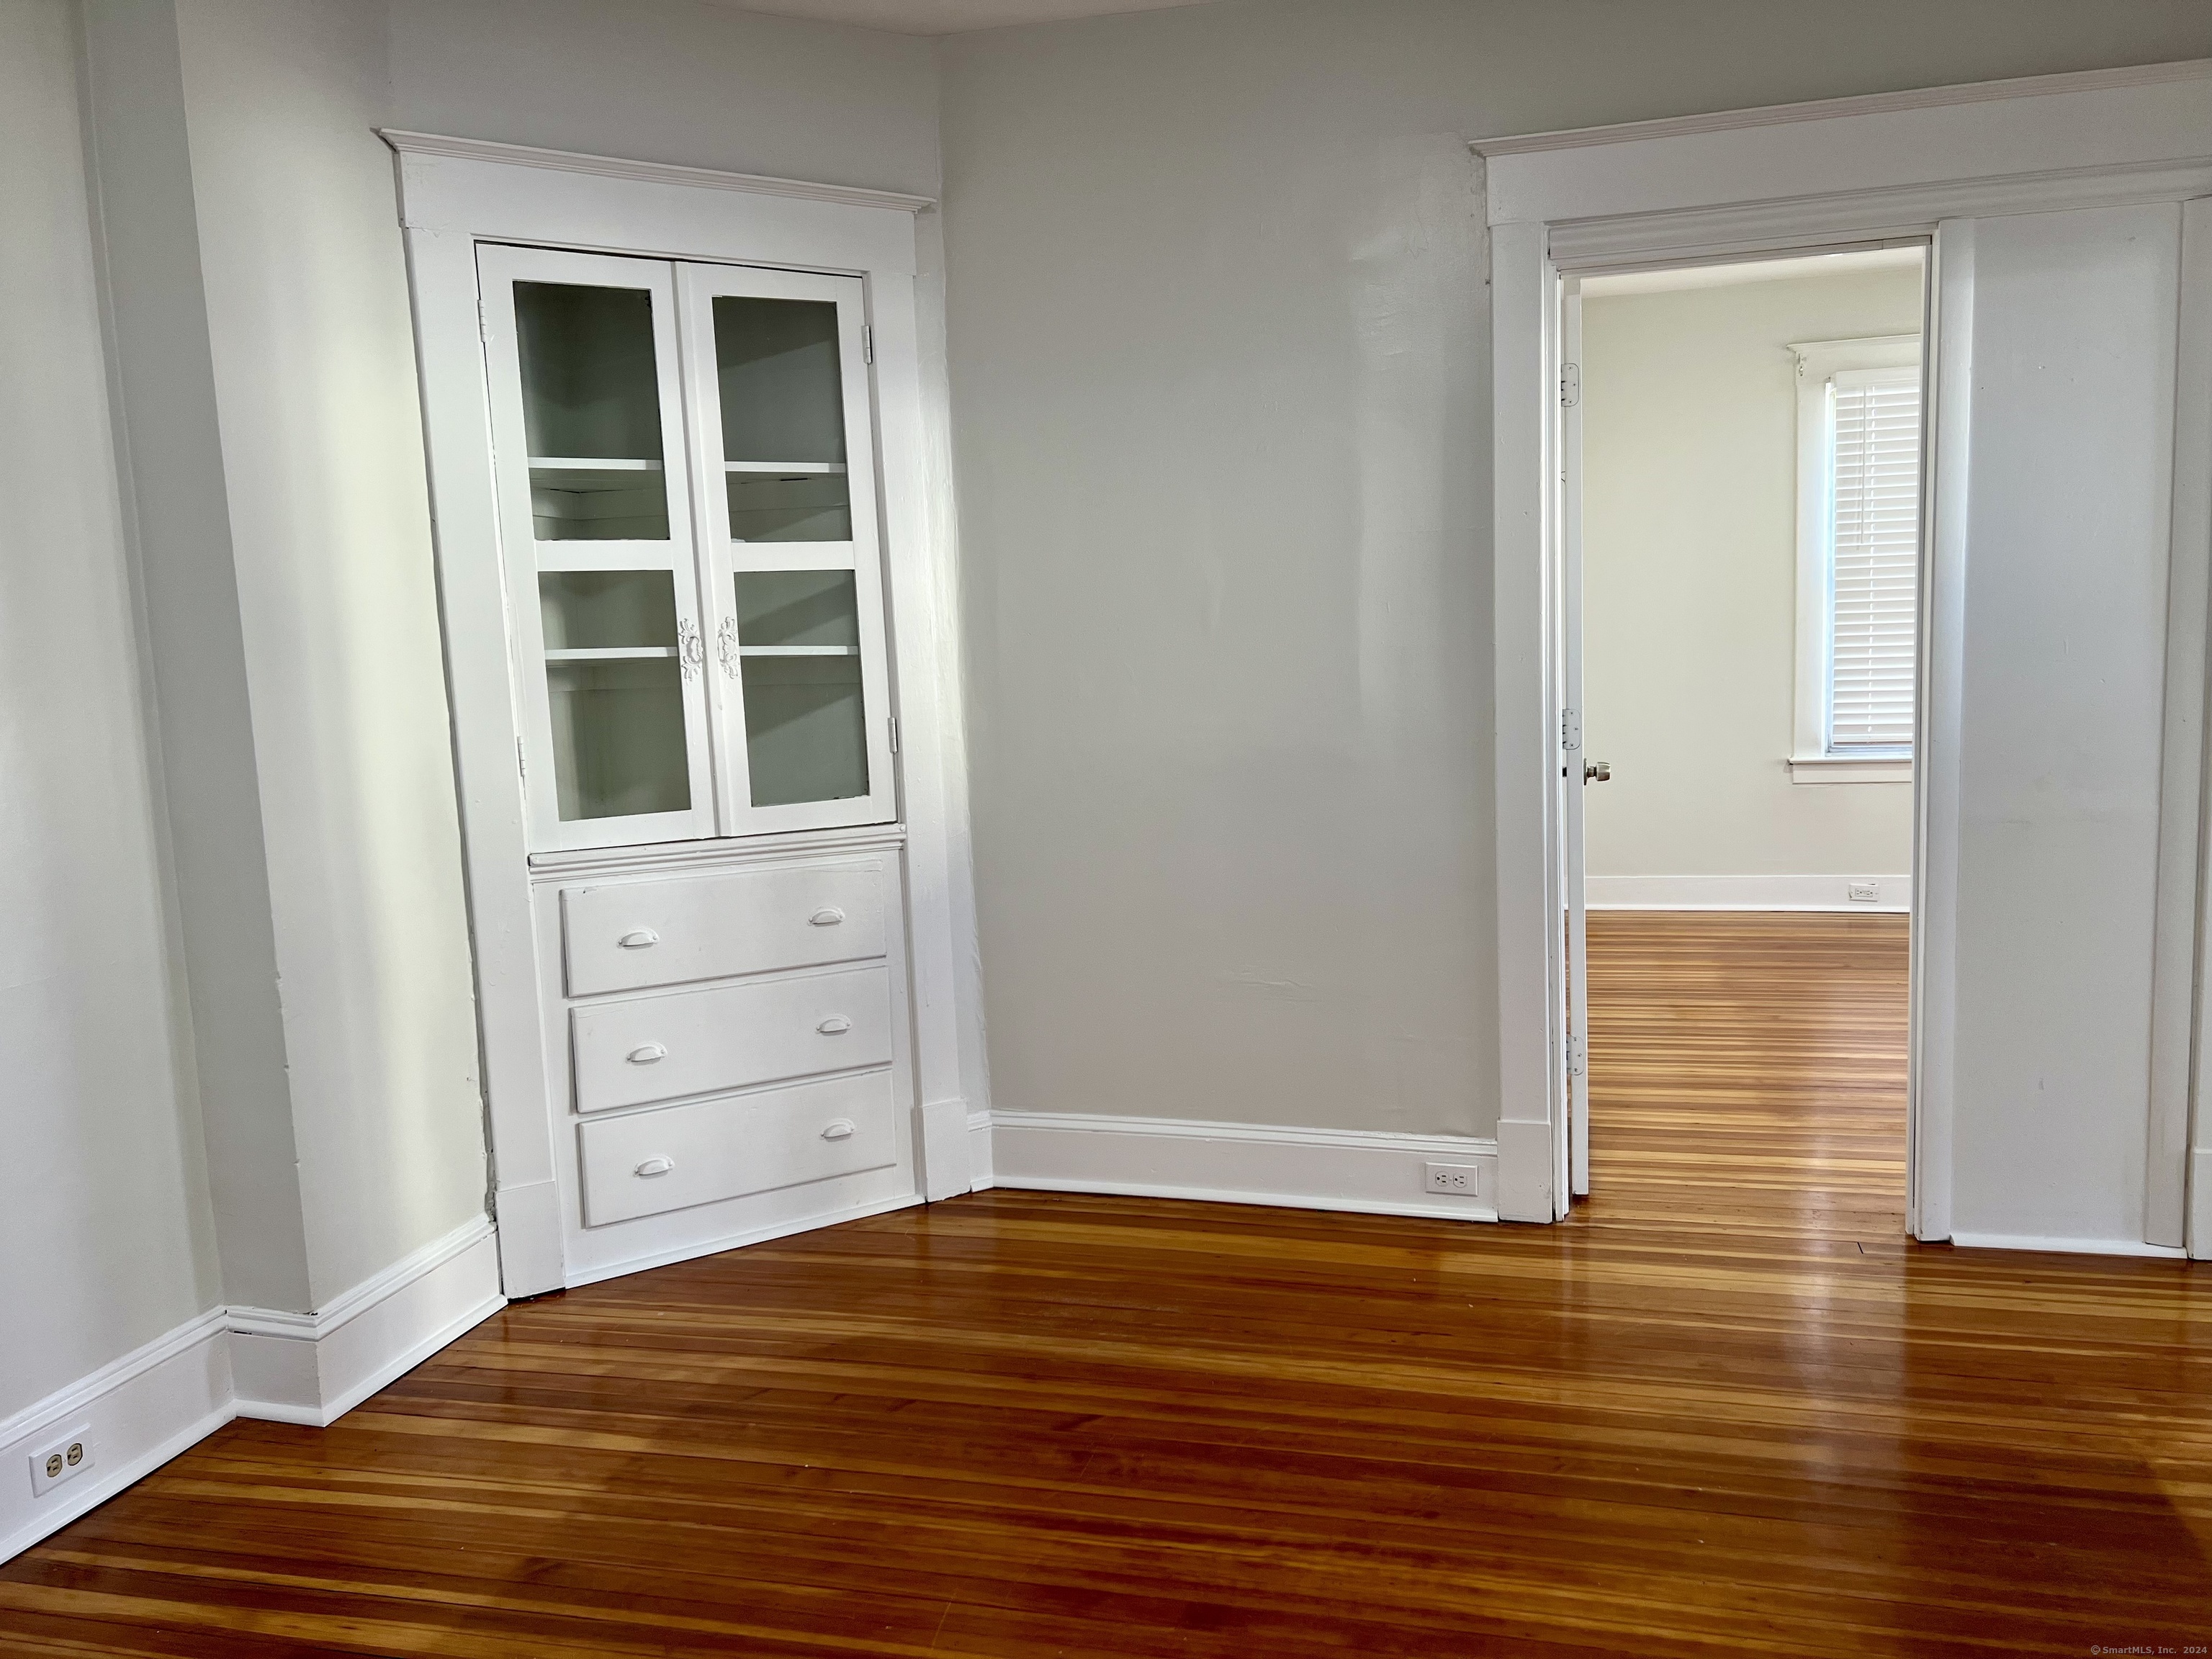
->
[1789,755,1912,785]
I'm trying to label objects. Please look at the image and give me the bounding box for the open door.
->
[1560,282,1591,1202]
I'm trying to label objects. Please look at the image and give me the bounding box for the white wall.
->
[0,0,218,1416]
[938,0,2212,1139]
[1580,264,1921,897]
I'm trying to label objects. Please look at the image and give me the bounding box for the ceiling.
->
[707,0,1220,33]
[1578,246,1925,299]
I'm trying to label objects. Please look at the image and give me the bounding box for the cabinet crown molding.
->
[377,129,937,215]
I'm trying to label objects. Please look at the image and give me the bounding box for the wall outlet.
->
[28,1426,94,1498]
[1424,1161,1483,1196]
[1848,881,1881,904]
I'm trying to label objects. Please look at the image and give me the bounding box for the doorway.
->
[1560,246,1929,1229]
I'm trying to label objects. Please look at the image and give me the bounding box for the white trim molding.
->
[1948,1233,2188,1259]
[1478,58,2212,1249]
[230,1216,504,1426]
[1587,874,1911,912]
[0,1310,232,1565]
[987,1112,1500,1222]
[1788,755,1912,785]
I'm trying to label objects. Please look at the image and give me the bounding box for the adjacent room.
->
[5,1,2211,1653]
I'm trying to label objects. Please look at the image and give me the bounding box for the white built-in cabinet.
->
[390,135,968,1296]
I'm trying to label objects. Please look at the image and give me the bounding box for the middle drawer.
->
[571,964,891,1114]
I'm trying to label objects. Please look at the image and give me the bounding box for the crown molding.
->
[1470,57,2212,158]
[377,130,937,214]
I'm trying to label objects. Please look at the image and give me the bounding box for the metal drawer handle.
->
[618,929,660,949]
[634,1156,675,1178]
[809,907,845,927]
[626,1043,667,1064]
[820,1119,856,1141]
[817,1016,852,1035]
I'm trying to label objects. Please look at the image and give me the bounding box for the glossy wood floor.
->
[6,912,2208,1656]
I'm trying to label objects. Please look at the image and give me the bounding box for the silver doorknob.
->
[1585,761,1611,783]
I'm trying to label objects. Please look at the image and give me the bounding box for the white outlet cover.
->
[1424,1160,1483,1196]
[27,1424,94,1497]
[1848,881,1881,902]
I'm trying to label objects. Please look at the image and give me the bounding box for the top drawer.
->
[562,860,886,997]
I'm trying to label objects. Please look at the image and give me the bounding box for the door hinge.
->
[1560,361,1581,408]
[1562,707,1581,752]
[516,738,526,782]
[478,297,490,343]
[863,324,874,365]
[1567,1035,1587,1077]
[886,714,899,752]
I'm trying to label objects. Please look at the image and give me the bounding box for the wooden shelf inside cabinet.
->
[724,461,847,475]
[530,457,665,472]
[738,646,861,657]
[544,647,680,662]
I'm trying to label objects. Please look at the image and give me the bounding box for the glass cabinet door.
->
[678,266,896,835]
[478,246,716,851]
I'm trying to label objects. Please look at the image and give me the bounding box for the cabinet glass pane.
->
[540,570,678,650]
[735,570,866,806]
[716,297,850,542]
[546,659,691,822]
[516,282,669,541]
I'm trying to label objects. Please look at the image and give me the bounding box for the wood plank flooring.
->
[5,911,2208,1656]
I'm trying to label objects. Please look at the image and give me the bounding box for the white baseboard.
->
[966,1107,996,1190]
[916,1096,974,1201]
[0,1308,232,1565]
[231,1215,504,1426]
[1947,1231,2188,1259]
[987,1111,1498,1221]
[1586,873,1912,912]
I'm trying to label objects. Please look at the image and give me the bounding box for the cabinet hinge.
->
[516,738,526,782]
[1561,707,1581,752]
[863,324,874,366]
[478,298,490,343]
[1560,361,1581,408]
[886,714,899,753]
[1567,1035,1587,1077]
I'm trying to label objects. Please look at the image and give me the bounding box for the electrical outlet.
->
[1424,1161,1483,1196]
[1848,881,1880,904]
[28,1426,93,1498]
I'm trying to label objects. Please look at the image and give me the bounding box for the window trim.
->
[1789,333,1921,785]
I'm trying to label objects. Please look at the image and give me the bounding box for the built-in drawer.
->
[562,862,886,997]
[570,963,891,1114]
[578,1069,897,1227]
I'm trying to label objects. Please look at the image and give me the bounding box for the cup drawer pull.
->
[820,1119,856,1141]
[626,1043,668,1065]
[817,1016,852,1035]
[617,928,660,949]
[809,907,845,927]
[634,1156,675,1178]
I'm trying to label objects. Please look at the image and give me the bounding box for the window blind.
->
[1828,370,1920,750]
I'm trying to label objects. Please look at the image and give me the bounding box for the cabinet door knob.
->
[626,1043,667,1064]
[618,928,660,949]
[817,1016,852,1035]
[634,1156,675,1178]
[809,907,845,927]
[820,1119,856,1141]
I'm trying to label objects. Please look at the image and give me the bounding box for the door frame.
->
[382,131,986,1294]
[1475,60,2212,1246]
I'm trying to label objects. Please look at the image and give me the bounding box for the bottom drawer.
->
[579,1070,897,1228]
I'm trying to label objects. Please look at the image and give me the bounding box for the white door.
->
[479,246,719,853]
[1560,284,1592,1201]
[676,264,898,837]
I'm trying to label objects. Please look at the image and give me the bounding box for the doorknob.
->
[1584,761,1611,783]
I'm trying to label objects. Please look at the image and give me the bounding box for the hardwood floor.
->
[5,912,2208,1656]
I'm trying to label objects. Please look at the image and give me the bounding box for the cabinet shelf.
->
[545,647,679,662]
[738,645,860,657]
[530,457,665,472]
[725,461,847,475]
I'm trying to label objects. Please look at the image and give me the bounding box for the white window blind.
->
[1827,368,1920,750]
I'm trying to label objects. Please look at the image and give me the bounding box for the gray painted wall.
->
[938,0,2212,1138]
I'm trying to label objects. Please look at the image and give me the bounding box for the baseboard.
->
[966,1108,996,1191]
[2192,1149,2212,1260]
[916,1095,974,1201]
[1947,1231,2188,1259]
[0,1308,232,1564]
[1586,873,1911,912]
[987,1111,1498,1221]
[230,1215,505,1426]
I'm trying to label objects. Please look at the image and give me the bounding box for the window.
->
[1789,335,1922,783]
